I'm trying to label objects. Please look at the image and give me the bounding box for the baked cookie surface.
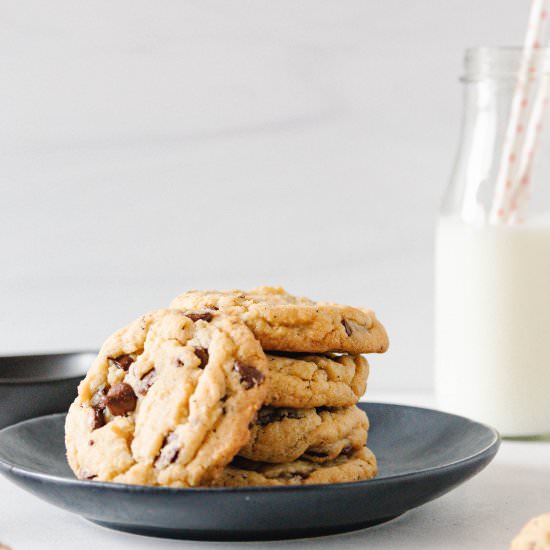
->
[265,353,369,408]
[169,287,388,354]
[65,309,267,487]
[212,447,377,487]
[239,405,369,463]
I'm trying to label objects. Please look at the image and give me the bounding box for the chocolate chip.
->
[229,456,255,470]
[194,347,209,369]
[105,383,137,416]
[185,311,213,322]
[91,406,105,430]
[90,387,107,429]
[256,408,302,426]
[156,432,180,468]
[108,353,135,371]
[305,450,328,458]
[167,448,179,464]
[342,319,353,336]
[340,446,353,457]
[234,361,265,390]
[138,369,156,395]
[256,410,278,426]
[80,469,97,480]
[88,439,95,446]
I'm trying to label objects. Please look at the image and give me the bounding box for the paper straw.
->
[489,0,549,224]
[508,54,550,223]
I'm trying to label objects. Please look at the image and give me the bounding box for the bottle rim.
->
[463,46,550,82]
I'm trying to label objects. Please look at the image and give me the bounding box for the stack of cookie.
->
[65,287,388,487]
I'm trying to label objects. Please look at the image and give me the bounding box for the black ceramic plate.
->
[0,403,499,541]
[0,352,95,429]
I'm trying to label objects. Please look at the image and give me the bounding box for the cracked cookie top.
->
[169,286,389,354]
[65,309,268,487]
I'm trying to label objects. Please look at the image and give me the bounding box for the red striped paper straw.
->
[489,0,549,224]
[509,52,550,223]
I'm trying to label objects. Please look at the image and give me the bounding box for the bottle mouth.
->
[463,46,550,82]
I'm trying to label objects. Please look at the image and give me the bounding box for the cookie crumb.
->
[510,513,550,549]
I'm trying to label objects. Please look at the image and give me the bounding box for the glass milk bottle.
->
[435,47,550,437]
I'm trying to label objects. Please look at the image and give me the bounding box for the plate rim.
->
[0,402,501,494]
[0,350,96,384]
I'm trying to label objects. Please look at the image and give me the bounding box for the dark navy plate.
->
[0,403,499,541]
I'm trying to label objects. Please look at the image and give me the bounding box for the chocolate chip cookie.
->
[265,353,369,408]
[65,309,268,487]
[511,514,550,550]
[211,447,377,487]
[240,405,369,463]
[169,287,389,354]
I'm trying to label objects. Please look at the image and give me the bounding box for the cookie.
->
[65,309,268,487]
[211,447,377,487]
[511,514,550,550]
[239,405,369,463]
[169,287,389,354]
[265,353,369,408]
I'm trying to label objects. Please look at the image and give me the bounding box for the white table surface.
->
[1,391,548,550]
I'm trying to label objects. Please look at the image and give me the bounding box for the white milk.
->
[435,216,550,436]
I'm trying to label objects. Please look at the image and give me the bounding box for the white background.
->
[0,1,527,390]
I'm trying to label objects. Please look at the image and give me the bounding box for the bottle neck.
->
[443,48,550,224]
[442,80,507,222]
